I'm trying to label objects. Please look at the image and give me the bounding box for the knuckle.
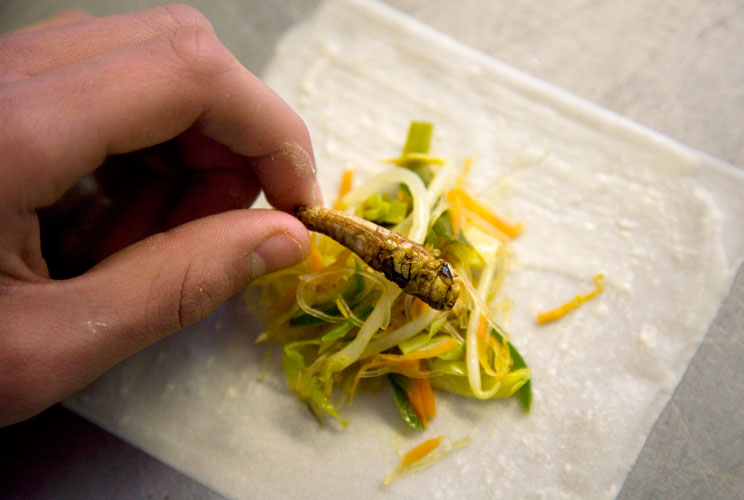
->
[158,3,214,31]
[174,261,223,328]
[166,24,236,79]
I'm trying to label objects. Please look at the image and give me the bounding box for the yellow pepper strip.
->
[411,297,429,318]
[332,169,355,210]
[537,274,605,324]
[476,316,495,376]
[477,316,511,379]
[381,153,447,167]
[398,436,444,469]
[335,297,364,327]
[377,337,459,361]
[447,187,525,239]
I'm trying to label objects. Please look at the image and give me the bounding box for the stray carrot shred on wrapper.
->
[383,436,471,485]
[332,169,355,210]
[537,274,605,324]
[399,436,444,469]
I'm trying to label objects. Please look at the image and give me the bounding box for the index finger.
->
[0,23,321,212]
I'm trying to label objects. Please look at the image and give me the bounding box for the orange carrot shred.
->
[447,188,524,239]
[404,361,437,427]
[307,242,324,272]
[407,383,427,427]
[415,376,436,422]
[537,274,605,324]
[348,359,424,405]
[399,437,444,469]
[332,169,355,210]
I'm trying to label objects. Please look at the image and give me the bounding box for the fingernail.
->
[250,233,305,279]
[278,142,316,176]
[278,142,323,206]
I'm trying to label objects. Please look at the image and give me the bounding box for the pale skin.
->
[0,5,322,426]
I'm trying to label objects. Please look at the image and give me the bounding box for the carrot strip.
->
[537,274,605,324]
[399,437,444,469]
[407,382,427,427]
[414,375,436,422]
[349,359,422,404]
[447,188,524,238]
[332,169,355,210]
[307,242,324,272]
[350,338,458,405]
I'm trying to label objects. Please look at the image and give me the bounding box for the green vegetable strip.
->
[320,304,375,342]
[388,375,425,430]
[400,121,436,184]
[490,328,532,413]
[320,321,355,342]
[357,193,409,226]
[402,121,433,155]
[508,342,532,412]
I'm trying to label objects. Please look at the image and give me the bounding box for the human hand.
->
[0,5,321,426]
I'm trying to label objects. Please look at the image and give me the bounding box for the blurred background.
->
[1,1,742,498]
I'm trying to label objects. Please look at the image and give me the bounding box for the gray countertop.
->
[1,1,742,498]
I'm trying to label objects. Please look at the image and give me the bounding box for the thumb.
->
[2,208,309,425]
[63,208,308,377]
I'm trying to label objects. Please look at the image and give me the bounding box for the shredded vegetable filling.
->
[248,122,532,428]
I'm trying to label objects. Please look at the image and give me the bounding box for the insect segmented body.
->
[294,206,460,311]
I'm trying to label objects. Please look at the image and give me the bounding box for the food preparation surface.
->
[1,1,742,498]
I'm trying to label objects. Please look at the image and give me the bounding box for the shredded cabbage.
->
[247,121,531,428]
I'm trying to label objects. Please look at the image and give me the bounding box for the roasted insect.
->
[294,205,460,310]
